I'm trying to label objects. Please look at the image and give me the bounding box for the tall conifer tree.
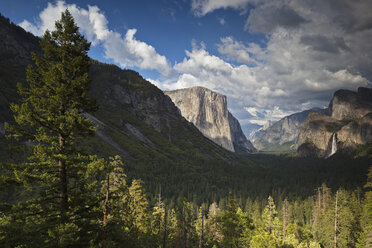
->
[2,10,102,247]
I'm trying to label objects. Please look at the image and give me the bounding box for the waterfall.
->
[327,133,337,158]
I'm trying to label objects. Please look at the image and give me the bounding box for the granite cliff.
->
[165,87,256,153]
[253,108,324,152]
[298,87,372,157]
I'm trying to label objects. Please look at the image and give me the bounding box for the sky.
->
[1,0,372,136]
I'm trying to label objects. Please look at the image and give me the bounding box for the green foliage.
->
[250,196,282,247]
[173,198,197,247]
[355,142,372,157]
[356,166,372,248]
[0,11,371,248]
[214,193,253,247]
[0,10,104,247]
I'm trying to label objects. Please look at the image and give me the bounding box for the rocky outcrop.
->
[228,112,256,152]
[165,87,256,153]
[298,87,372,157]
[328,87,372,120]
[253,108,324,152]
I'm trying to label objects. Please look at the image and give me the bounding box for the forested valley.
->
[0,9,371,248]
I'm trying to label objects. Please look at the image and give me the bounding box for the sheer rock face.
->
[165,87,256,153]
[228,112,256,152]
[329,87,372,120]
[297,87,372,157]
[253,108,324,152]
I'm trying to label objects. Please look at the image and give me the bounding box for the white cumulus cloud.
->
[191,0,254,16]
[18,0,173,77]
[217,37,254,64]
[244,107,258,117]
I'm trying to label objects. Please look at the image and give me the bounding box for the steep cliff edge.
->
[328,87,372,120]
[297,87,372,157]
[165,87,256,153]
[253,108,324,152]
[228,112,256,152]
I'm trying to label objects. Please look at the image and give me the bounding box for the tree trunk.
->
[318,187,321,211]
[101,174,110,248]
[282,198,288,244]
[184,206,187,248]
[59,134,68,220]
[199,214,204,248]
[334,190,338,248]
[163,206,167,248]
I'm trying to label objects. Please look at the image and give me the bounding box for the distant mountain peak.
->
[253,108,325,152]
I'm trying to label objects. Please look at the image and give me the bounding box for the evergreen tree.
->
[282,197,289,244]
[333,189,361,248]
[251,199,262,226]
[205,202,221,246]
[151,192,166,247]
[195,206,206,248]
[99,155,129,248]
[215,193,248,247]
[167,208,178,246]
[174,198,196,248]
[250,196,281,248]
[127,179,151,244]
[1,10,102,247]
[357,166,372,248]
[237,207,254,247]
[312,184,332,247]
[262,196,281,238]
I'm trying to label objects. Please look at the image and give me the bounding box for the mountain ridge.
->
[253,108,325,152]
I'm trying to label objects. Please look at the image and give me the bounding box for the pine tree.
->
[250,196,281,248]
[127,179,151,244]
[195,206,206,248]
[313,184,332,246]
[357,166,372,248]
[262,196,280,237]
[205,202,221,246]
[174,198,196,248]
[1,10,102,247]
[335,190,361,248]
[151,192,166,247]
[282,197,289,244]
[216,193,241,247]
[100,155,128,248]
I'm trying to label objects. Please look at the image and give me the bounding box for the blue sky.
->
[1,0,371,137]
[1,0,261,78]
